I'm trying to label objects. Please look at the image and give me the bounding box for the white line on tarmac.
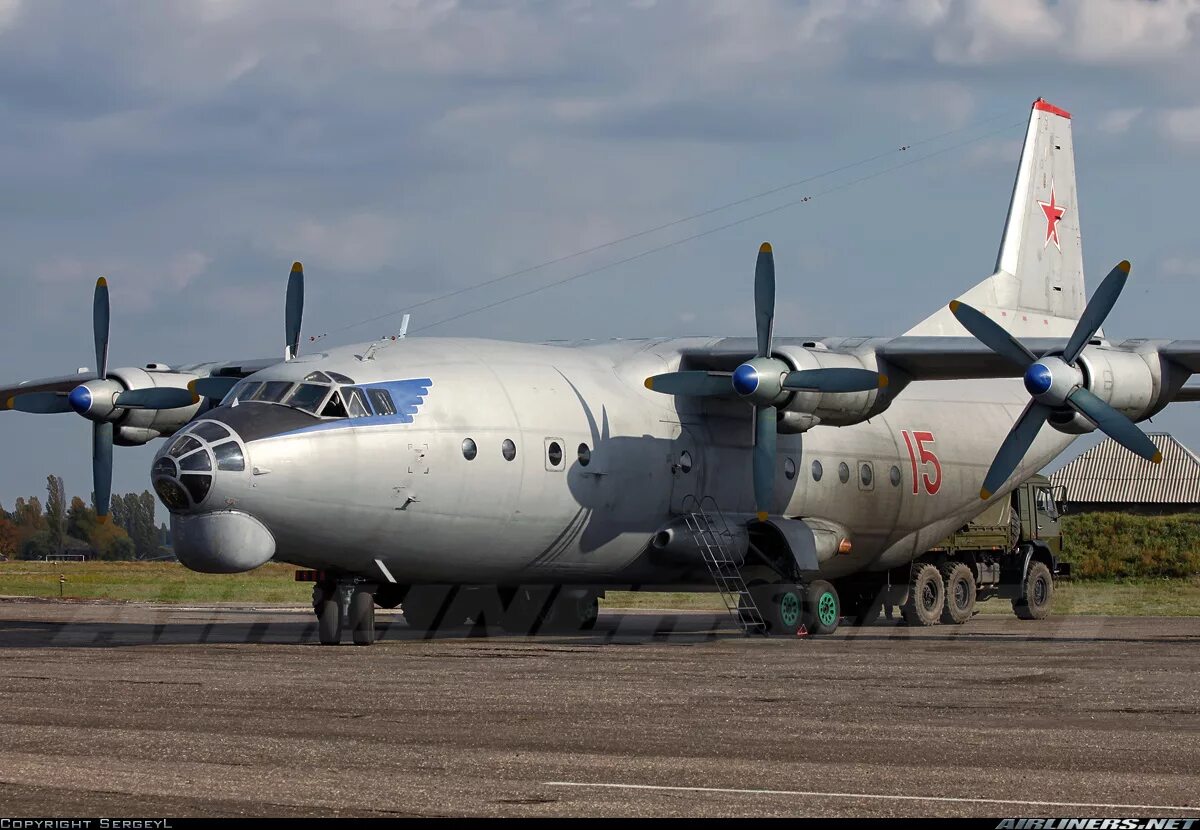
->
[543,781,1197,812]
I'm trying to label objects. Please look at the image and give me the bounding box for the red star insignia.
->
[1036,184,1067,251]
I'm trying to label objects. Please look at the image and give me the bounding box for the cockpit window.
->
[304,371,332,383]
[223,381,261,406]
[326,371,355,384]
[321,390,348,418]
[367,388,396,416]
[253,381,294,403]
[344,386,371,418]
[285,383,329,414]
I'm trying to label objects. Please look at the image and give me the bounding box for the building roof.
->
[1049,433,1200,505]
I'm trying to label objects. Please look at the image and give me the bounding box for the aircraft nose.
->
[151,419,248,514]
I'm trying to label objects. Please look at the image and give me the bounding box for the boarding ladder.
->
[682,496,767,635]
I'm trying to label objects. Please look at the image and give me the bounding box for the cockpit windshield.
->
[219,372,389,421]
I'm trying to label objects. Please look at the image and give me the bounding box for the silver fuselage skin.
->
[156,335,1071,585]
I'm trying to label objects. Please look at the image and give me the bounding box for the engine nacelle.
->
[772,344,887,429]
[1047,347,1160,435]
[107,367,205,440]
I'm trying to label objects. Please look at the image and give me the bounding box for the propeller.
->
[950,260,1161,500]
[285,261,304,361]
[8,278,193,520]
[645,243,887,521]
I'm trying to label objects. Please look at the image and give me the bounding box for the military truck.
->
[839,475,1070,626]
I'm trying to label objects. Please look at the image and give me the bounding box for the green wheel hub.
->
[779,591,801,627]
[817,591,838,627]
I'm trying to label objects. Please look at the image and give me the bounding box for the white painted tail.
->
[907,98,1085,338]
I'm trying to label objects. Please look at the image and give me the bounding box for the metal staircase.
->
[682,496,767,635]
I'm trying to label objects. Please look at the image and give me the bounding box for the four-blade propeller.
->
[644,243,887,521]
[7,278,197,519]
[950,260,1161,500]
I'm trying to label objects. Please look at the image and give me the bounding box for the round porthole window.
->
[811,460,823,482]
[860,463,873,486]
[838,462,850,484]
[578,443,591,466]
[547,441,563,467]
[890,465,902,487]
[784,457,796,480]
[679,451,693,473]
[502,439,517,461]
[462,438,477,461]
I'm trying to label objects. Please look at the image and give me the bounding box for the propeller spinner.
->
[950,260,1161,500]
[645,243,887,521]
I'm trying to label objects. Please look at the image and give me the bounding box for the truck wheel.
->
[1012,560,1053,620]
[901,563,944,626]
[348,587,376,646]
[803,580,841,635]
[940,563,976,625]
[314,584,342,646]
[750,583,804,636]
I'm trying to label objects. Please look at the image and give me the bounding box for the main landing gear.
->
[750,580,842,636]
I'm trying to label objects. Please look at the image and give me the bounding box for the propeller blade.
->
[93,277,110,380]
[285,261,304,361]
[114,387,198,409]
[189,376,239,401]
[1062,260,1130,365]
[93,421,113,521]
[1067,386,1161,463]
[782,367,888,393]
[949,300,1037,369]
[980,401,1051,499]
[754,243,775,359]
[644,371,731,397]
[8,392,72,414]
[752,405,776,521]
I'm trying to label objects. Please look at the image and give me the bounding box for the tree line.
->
[0,475,169,561]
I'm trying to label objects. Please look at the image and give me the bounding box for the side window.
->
[343,386,371,418]
[367,388,396,416]
[545,438,565,471]
[1037,487,1059,519]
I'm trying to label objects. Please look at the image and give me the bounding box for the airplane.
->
[5,97,1199,646]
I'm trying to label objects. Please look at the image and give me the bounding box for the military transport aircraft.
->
[5,98,1199,645]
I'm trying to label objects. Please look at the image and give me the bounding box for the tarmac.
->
[0,599,1198,818]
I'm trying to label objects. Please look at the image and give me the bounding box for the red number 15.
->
[902,430,942,495]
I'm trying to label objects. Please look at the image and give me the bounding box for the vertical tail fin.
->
[907,98,1085,337]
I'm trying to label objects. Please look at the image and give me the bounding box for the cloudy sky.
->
[4,0,1200,514]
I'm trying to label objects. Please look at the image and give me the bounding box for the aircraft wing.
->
[877,337,1069,381]
[1,357,279,412]
[0,370,99,407]
[1157,341,1200,374]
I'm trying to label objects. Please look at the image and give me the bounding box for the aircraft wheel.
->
[546,590,599,632]
[901,563,944,626]
[348,587,376,646]
[803,580,841,635]
[1012,561,1053,620]
[940,563,977,625]
[314,584,342,646]
[751,583,804,636]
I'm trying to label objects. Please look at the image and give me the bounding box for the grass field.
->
[1,561,1197,616]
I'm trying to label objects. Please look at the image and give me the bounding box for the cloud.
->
[1160,106,1200,145]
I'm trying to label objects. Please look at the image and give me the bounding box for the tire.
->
[751,583,805,636]
[403,586,454,632]
[540,590,599,634]
[1012,560,1053,620]
[314,585,342,646]
[803,580,841,635]
[940,562,977,625]
[348,587,376,646]
[901,562,944,626]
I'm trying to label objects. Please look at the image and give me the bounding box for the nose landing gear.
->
[313,580,377,646]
